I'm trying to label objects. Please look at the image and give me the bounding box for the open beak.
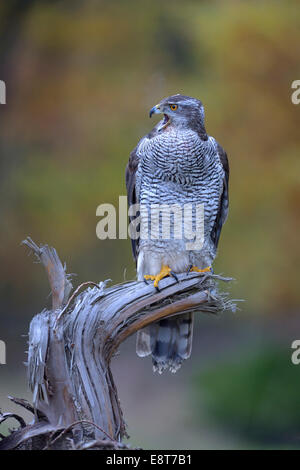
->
[149,103,161,118]
[149,103,170,131]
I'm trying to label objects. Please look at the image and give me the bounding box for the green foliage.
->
[193,347,300,446]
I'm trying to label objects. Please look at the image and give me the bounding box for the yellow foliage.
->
[1,0,299,314]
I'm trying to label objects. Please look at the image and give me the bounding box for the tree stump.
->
[0,237,235,450]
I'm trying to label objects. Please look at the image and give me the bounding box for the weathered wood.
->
[0,238,235,450]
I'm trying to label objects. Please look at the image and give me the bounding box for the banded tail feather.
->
[136,313,194,373]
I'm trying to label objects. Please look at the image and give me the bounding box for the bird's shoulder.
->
[208,136,229,177]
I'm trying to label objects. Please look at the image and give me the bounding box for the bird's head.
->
[149,94,206,134]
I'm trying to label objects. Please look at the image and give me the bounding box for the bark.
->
[0,238,235,450]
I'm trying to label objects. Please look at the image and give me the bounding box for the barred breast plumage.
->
[136,127,224,277]
[125,94,229,373]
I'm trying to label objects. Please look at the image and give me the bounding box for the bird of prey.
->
[126,94,229,373]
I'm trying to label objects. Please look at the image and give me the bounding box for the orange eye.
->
[169,104,178,111]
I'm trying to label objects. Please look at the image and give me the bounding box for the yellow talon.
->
[144,264,172,288]
[189,265,211,273]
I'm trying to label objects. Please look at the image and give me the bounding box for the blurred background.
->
[0,0,300,449]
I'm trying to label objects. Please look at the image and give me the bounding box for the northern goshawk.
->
[126,94,229,373]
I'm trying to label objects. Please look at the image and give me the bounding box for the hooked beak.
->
[149,103,170,131]
[149,103,161,118]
